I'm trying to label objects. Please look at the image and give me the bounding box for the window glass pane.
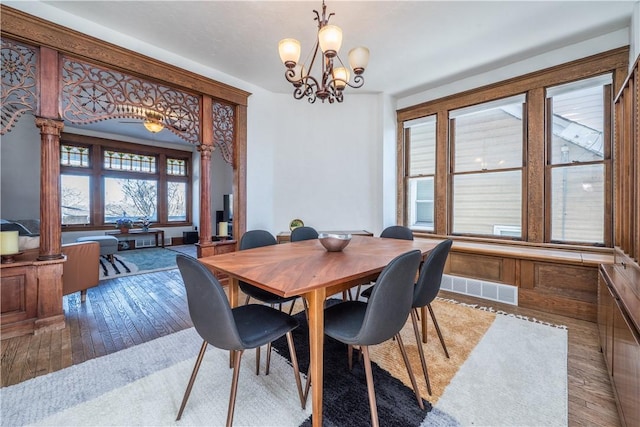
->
[104,177,158,222]
[167,158,187,176]
[168,182,187,221]
[407,177,434,231]
[551,164,604,243]
[453,171,521,236]
[61,174,90,225]
[104,150,156,173]
[408,120,436,176]
[453,99,523,172]
[60,145,90,167]
[549,84,605,164]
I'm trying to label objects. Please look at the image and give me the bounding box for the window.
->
[61,174,91,225]
[405,116,436,231]
[104,177,158,221]
[60,137,191,229]
[397,50,621,248]
[547,75,610,244]
[450,95,525,238]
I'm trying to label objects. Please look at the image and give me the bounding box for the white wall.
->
[632,2,640,65]
[263,93,383,236]
[397,27,631,109]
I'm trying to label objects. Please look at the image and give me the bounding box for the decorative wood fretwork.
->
[1,37,39,135]
[60,56,201,144]
[213,101,235,164]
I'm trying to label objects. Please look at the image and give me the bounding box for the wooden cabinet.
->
[1,264,37,337]
[598,262,640,427]
[210,240,236,282]
[0,251,65,339]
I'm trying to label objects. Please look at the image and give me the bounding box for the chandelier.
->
[278,1,369,104]
[142,111,164,133]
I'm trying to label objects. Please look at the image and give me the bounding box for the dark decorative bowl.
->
[318,233,352,252]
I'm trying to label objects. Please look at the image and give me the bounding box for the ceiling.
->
[7,1,638,143]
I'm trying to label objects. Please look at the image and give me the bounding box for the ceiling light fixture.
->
[142,111,164,133]
[278,0,369,104]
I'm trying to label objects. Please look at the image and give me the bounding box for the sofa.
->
[1,219,41,251]
[61,241,100,302]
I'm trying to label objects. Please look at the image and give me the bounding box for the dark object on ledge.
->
[0,219,40,236]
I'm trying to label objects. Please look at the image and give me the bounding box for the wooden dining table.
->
[198,235,437,426]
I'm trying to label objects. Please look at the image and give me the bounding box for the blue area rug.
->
[99,247,179,280]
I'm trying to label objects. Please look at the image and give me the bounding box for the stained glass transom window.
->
[104,150,156,173]
[61,144,90,167]
[167,158,186,176]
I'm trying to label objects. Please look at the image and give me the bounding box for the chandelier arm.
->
[344,74,365,89]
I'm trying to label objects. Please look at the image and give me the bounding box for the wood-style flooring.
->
[1,270,621,427]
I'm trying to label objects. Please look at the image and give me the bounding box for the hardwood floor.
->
[1,271,621,426]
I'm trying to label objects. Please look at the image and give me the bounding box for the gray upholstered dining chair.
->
[239,229,305,374]
[354,225,414,300]
[380,225,414,241]
[174,254,305,426]
[407,239,453,395]
[322,250,424,427]
[290,226,319,242]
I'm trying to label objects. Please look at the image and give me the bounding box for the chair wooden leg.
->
[427,304,449,358]
[411,310,432,395]
[80,289,87,303]
[226,349,244,427]
[244,295,250,305]
[353,284,362,300]
[285,331,306,409]
[255,346,261,375]
[348,344,354,371]
[395,333,425,409]
[303,365,312,404]
[176,340,208,421]
[361,346,380,427]
[266,342,272,375]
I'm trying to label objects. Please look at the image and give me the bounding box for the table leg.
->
[306,288,326,427]
[228,277,239,308]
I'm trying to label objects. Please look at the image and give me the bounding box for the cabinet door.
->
[1,266,37,324]
[597,273,614,373]
[612,304,640,427]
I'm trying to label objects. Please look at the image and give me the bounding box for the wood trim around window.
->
[397,47,629,249]
[60,133,193,231]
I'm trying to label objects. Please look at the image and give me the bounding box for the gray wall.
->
[1,113,41,220]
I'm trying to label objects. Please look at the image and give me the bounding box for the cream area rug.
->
[0,299,568,426]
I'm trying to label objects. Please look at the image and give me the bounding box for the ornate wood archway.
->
[0,5,250,335]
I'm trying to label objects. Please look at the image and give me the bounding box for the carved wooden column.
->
[35,117,64,260]
[197,143,215,256]
[234,104,247,238]
[196,95,215,258]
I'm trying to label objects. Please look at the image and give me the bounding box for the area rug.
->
[166,244,198,258]
[0,299,567,426]
[99,247,179,280]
